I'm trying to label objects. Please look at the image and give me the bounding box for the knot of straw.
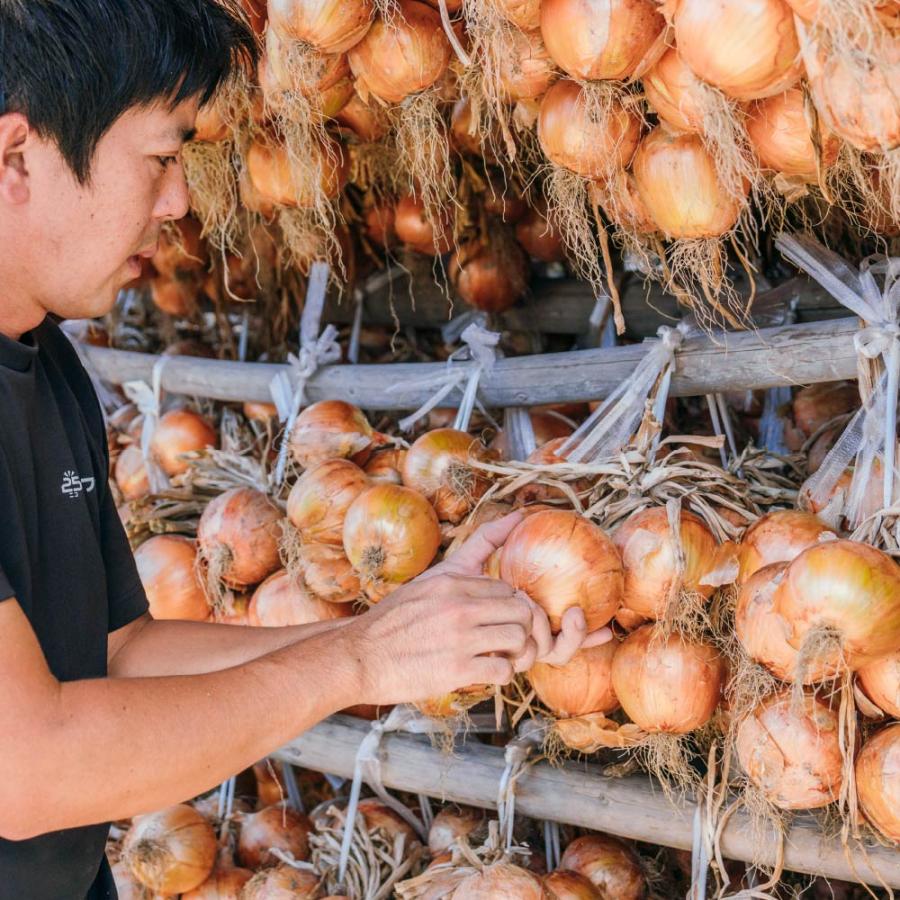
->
[123,356,171,494]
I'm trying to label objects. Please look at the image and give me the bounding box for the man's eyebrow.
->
[181,126,197,143]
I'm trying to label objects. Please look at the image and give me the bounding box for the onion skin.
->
[791,381,859,441]
[452,862,547,899]
[516,205,566,263]
[151,278,196,317]
[268,0,373,54]
[540,0,665,81]
[529,641,619,718]
[498,28,557,102]
[544,869,602,900]
[241,864,321,899]
[394,194,454,256]
[415,683,494,718]
[559,835,646,900]
[135,535,210,622]
[289,400,377,470]
[737,509,834,584]
[858,651,900,718]
[111,860,171,900]
[449,241,530,314]
[246,138,348,209]
[357,798,418,847]
[116,444,150,501]
[673,0,803,101]
[249,570,354,626]
[642,47,707,133]
[294,542,362,604]
[287,459,370,545]
[335,91,391,143]
[736,691,843,809]
[495,0,542,29]
[236,805,313,869]
[428,806,483,855]
[363,201,397,249]
[244,401,279,423]
[364,448,408,484]
[855,723,900,843]
[611,624,725,733]
[181,866,253,899]
[150,409,217,477]
[499,509,624,632]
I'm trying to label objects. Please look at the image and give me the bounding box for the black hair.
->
[0,0,257,183]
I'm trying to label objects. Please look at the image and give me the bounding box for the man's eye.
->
[157,155,179,169]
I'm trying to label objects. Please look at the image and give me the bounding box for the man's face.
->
[6,98,198,322]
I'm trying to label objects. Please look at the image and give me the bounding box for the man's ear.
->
[0,113,31,205]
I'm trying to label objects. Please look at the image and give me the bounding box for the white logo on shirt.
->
[61,470,96,499]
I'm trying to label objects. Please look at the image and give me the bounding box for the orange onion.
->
[858,650,900,718]
[855,723,900,842]
[538,79,642,180]
[151,278,196,317]
[150,408,216,477]
[213,592,252,626]
[335,91,392,143]
[515,204,566,262]
[673,0,803,101]
[737,509,835,583]
[241,864,320,899]
[116,444,150,501]
[415,683,494,718]
[402,429,492,524]
[611,624,725,733]
[194,103,229,143]
[791,381,859,441]
[244,402,279,424]
[135,535,210,622]
[499,508,624,632]
[262,29,351,97]
[451,97,491,160]
[123,805,218,894]
[153,218,208,279]
[182,865,253,899]
[249,570,354,626]
[594,170,658,236]
[494,0,541,29]
[287,459,370,545]
[428,806,483,855]
[268,0,373,53]
[612,507,728,621]
[632,126,746,238]
[544,870,602,900]
[540,0,665,81]
[494,412,575,460]
[237,804,313,869]
[642,47,709,133]
[746,88,841,180]
[362,201,397,249]
[289,400,379,470]
[453,862,546,898]
[343,483,442,595]
[364,448,407,484]
[449,239,530,314]
[348,1,451,104]
[498,28,557,102]
[483,187,529,223]
[394,193,454,255]
[197,488,282,589]
[357,798,418,847]
[246,137,348,209]
[528,641,619,718]
[111,859,171,899]
[293,543,362,604]
[559,835,646,900]
[774,539,900,670]
[735,691,843,809]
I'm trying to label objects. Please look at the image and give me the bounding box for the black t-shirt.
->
[0,317,149,899]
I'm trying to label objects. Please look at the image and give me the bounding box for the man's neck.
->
[0,281,46,341]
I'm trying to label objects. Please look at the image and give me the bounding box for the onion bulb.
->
[611,624,725,733]
[499,508,624,632]
[111,860,170,900]
[135,535,210,622]
[357,798,418,847]
[559,835,646,900]
[213,592,252,626]
[498,29,557,102]
[153,218,208,279]
[642,47,709,133]
[394,194,454,255]
[515,204,566,263]
[673,0,803,101]
[289,400,379,470]
[123,805,217,894]
[632,126,745,238]
[494,413,575,461]
[268,0,373,53]
[244,402,279,424]
[197,488,282,589]
[858,650,900,718]
[735,691,843,809]
[335,91,392,143]
[494,0,541,29]
[452,862,546,898]
[237,804,313,869]
[855,723,900,843]
[737,509,835,583]
[362,201,397,249]
[182,866,253,899]
[115,444,150,501]
[194,104,229,144]
[287,459,370,545]
[293,543,362,604]
[343,484,441,596]
[364,448,407,484]
[150,408,216,477]
[150,278,196,317]
[249,570,354,626]
[402,429,492,524]
[540,0,665,81]
[415,683,494,718]
[428,806,483,855]
[246,137,348,209]
[528,641,619,718]
[449,240,530,314]
[544,870,602,900]
[790,381,859,441]
[241,864,320,899]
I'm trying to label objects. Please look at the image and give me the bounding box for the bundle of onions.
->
[268,0,373,53]
[544,869,602,900]
[515,204,566,263]
[152,218,208,280]
[394,193,454,255]
[449,238,531,314]
[773,539,900,671]
[364,448,407,484]
[529,642,619,718]
[451,98,496,162]
[499,509,624,632]
[343,484,442,598]
[249,570,354,626]
[115,445,150,501]
[335,91,392,143]
[735,691,843,809]
[135,535,210,622]
[402,429,492,524]
[356,798,418,847]
[197,488,282,592]
[246,136,348,209]
[857,650,900,717]
[262,29,352,101]
[672,0,803,101]
[540,0,665,81]
[611,624,725,733]
[122,805,218,894]
[737,509,835,584]
[287,459,370,546]
[452,862,546,898]
[559,835,646,900]
[427,805,483,855]
[497,28,557,102]
[538,80,642,181]
[181,864,253,899]
[241,864,321,899]
[292,543,362,605]
[288,400,380,470]
[855,723,900,842]
[149,408,216,477]
[237,804,313,869]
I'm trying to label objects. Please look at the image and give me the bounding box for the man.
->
[0,1,612,897]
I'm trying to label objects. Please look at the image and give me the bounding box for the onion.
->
[451,98,491,160]
[150,408,217,477]
[449,239,530,314]
[632,126,745,238]
[263,29,351,98]
[428,806,483,855]
[246,137,348,209]
[213,593,252,626]
[237,804,313,869]
[774,539,900,670]
[855,723,900,842]
[494,413,575,460]
[335,91,392,143]
[452,862,546,898]
[540,0,665,81]
[268,0,373,53]
[123,805,218,894]
[735,691,843,809]
[151,278,196,317]
[357,798,418,847]
[528,641,619,717]
[153,218,208,279]
[249,570,354,626]
[544,870,602,900]
[364,448,407,484]
[499,509,624,632]
[746,88,841,180]
[673,0,803,101]
[244,402,279,424]
[287,459,370,545]
[615,606,647,631]
[642,47,709,133]
[494,0,541,29]
[415,683,494,718]
[348,1,451,104]
[498,28,557,102]
[289,400,379,470]
[538,80,642,180]
[611,624,725,733]
[483,186,529,223]
[241,864,320,899]
[737,509,835,584]
[394,193,454,255]
[116,444,150,501]
[362,201,397,249]
[194,104,229,144]
[111,860,171,900]
[197,488,282,590]
[791,381,859,441]
[343,484,442,595]
[293,543,362,604]
[182,866,254,899]
[515,204,566,263]
[858,650,900,718]
[402,429,492,524]
[135,535,210,622]
[595,170,659,236]
[559,835,646,900]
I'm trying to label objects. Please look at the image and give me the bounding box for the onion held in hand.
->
[135,535,210,622]
[250,570,353,626]
[150,408,217,477]
[737,509,835,584]
[237,804,313,869]
[499,509,624,632]
[855,723,900,843]
[287,459,370,545]
[268,0,373,53]
[559,835,646,900]
[528,642,619,718]
[858,650,900,718]
[289,400,379,470]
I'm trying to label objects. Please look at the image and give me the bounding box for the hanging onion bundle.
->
[291,543,363,605]
[289,400,381,470]
[135,535,211,622]
[362,200,397,249]
[249,570,354,626]
[237,804,313,869]
[149,408,217,477]
[268,0,374,53]
[287,459,371,545]
[452,862,547,898]
[394,193,455,255]
[528,641,619,718]
[735,691,843,809]
[857,650,900,718]
[559,835,646,900]
[855,723,900,843]
[449,237,531,314]
[737,509,835,583]
[427,806,484,855]
[242,864,321,899]
[544,870,602,900]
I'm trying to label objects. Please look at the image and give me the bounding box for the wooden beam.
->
[272,715,900,889]
[84,316,861,409]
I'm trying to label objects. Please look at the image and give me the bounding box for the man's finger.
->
[538,605,587,666]
[441,512,523,574]
[513,637,539,673]
[528,598,554,661]
[581,626,615,649]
